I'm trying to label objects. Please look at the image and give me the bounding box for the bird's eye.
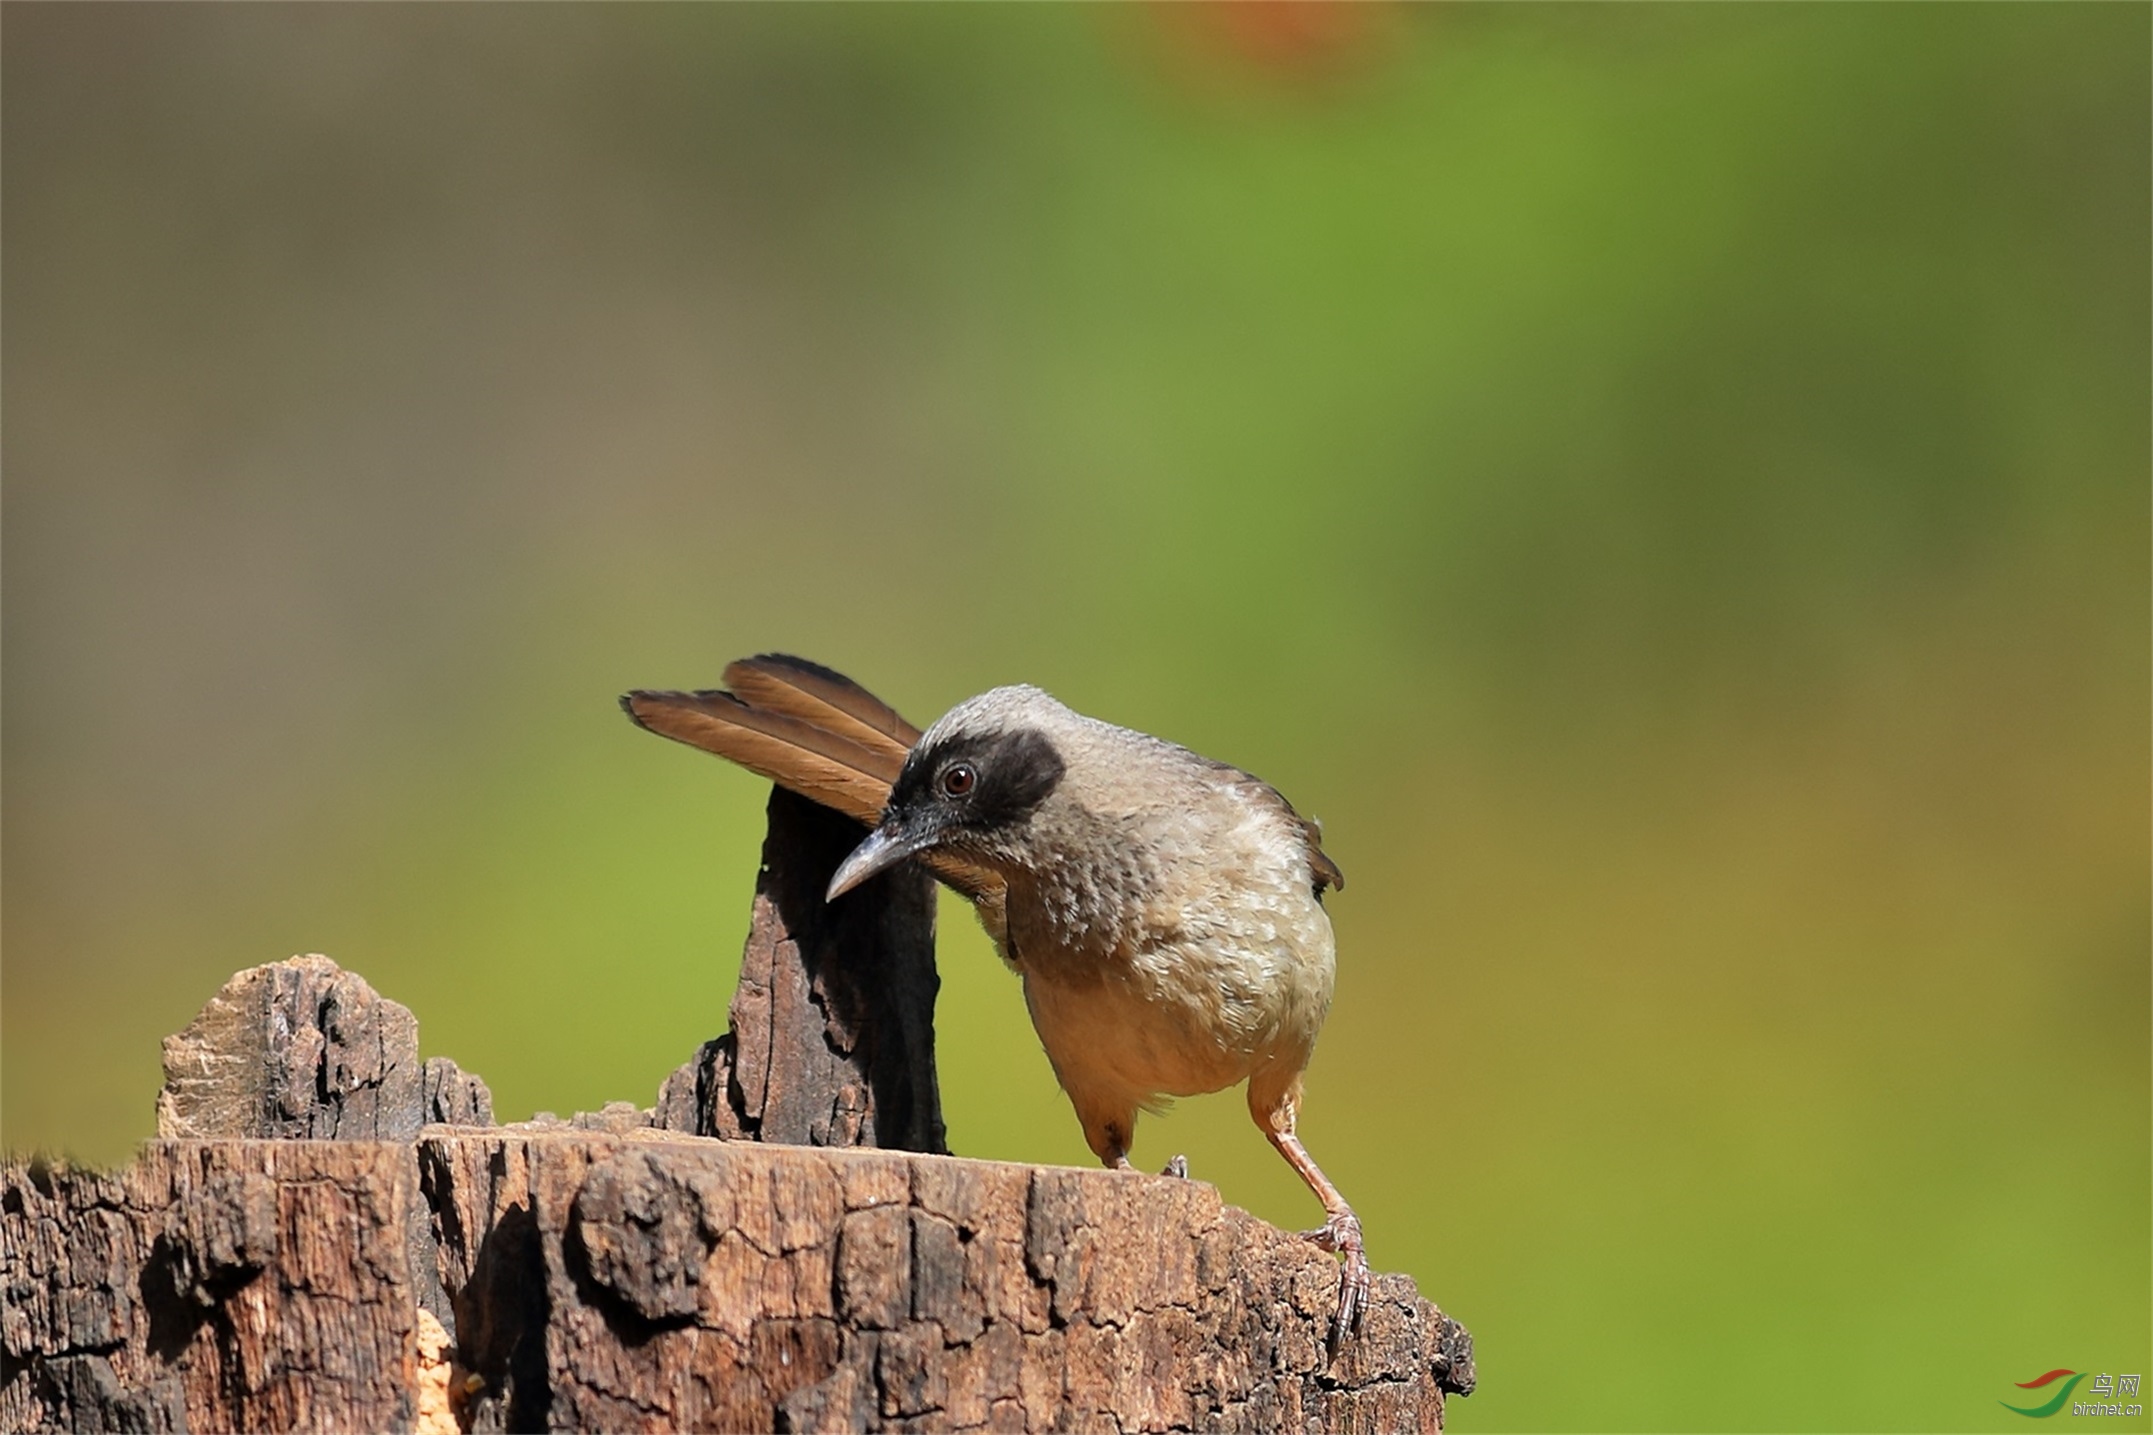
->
[941,762,977,798]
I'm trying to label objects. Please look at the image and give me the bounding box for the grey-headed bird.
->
[623,655,1369,1343]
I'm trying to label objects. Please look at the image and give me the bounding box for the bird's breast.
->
[1001,840,1336,1104]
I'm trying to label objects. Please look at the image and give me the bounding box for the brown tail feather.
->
[722,654,922,757]
[621,687,897,826]
[625,658,1009,906]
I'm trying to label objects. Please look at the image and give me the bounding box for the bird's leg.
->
[1252,1082,1370,1351]
[1082,1110,1138,1172]
[1270,1126,1370,1349]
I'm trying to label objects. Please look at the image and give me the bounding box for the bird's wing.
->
[1197,756,1345,896]
[1299,817,1346,894]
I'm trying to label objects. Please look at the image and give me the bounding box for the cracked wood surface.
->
[156,954,494,1144]
[5,1132,1472,1433]
[651,786,947,1153]
[2,1140,422,1434]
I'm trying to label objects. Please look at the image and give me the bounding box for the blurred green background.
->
[4,5,2146,1430]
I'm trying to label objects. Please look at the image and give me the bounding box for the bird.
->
[621,654,1370,1344]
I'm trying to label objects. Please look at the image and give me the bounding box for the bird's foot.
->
[1299,1210,1370,1352]
[1161,1154,1189,1179]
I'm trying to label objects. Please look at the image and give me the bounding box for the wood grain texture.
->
[2,1141,422,1434]
[422,1129,1473,1434]
[652,785,946,1154]
[156,954,493,1142]
[6,1132,1472,1433]
[146,953,498,1340]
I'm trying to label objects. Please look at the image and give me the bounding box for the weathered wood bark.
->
[156,954,495,1141]
[148,783,944,1158]
[426,1130,1473,1434]
[653,786,945,1154]
[3,1141,426,1434]
[146,955,498,1342]
[6,1131,1473,1433]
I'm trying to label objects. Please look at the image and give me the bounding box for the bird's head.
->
[826,686,1070,901]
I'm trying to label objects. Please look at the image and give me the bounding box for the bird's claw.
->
[1299,1210,1369,1352]
[1161,1154,1189,1179]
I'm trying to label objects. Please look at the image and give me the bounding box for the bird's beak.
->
[826,819,936,902]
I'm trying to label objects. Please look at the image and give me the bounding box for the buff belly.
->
[1019,919,1335,1116]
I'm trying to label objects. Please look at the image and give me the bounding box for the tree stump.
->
[1,786,1475,1432]
[5,1130,1472,1434]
